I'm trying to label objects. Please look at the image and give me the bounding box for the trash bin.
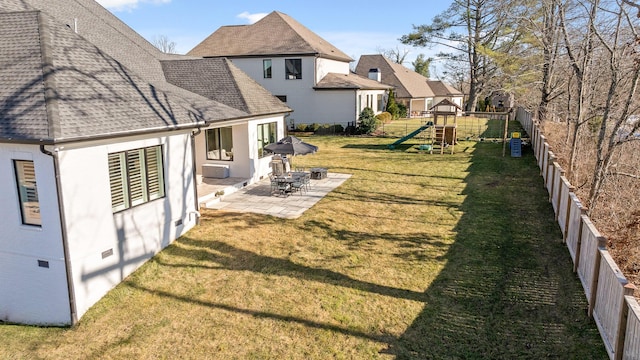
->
[510,132,522,157]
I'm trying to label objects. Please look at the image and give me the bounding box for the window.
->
[206,127,233,161]
[108,145,165,212]
[263,59,272,79]
[14,160,41,226]
[257,122,277,158]
[285,58,302,79]
[377,94,384,112]
[275,95,287,103]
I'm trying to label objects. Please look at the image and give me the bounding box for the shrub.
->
[397,103,407,118]
[356,107,378,134]
[296,123,308,132]
[315,124,331,135]
[306,123,321,132]
[331,124,344,134]
[376,112,392,123]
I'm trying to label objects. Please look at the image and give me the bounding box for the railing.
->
[516,106,640,360]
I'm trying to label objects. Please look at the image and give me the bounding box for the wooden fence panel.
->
[537,135,546,169]
[542,143,550,181]
[578,215,607,315]
[545,152,556,194]
[557,176,573,240]
[551,163,565,217]
[532,124,540,153]
[566,193,586,266]
[593,249,635,360]
[623,296,640,359]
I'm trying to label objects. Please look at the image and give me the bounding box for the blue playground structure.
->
[387,121,434,149]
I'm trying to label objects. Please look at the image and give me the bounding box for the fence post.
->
[615,284,636,360]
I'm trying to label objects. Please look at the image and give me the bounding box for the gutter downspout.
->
[190,127,202,225]
[40,145,78,326]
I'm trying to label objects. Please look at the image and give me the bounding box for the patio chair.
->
[269,174,280,195]
[300,172,311,191]
[289,177,306,195]
[274,176,291,197]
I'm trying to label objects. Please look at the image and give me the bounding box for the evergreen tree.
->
[412,54,432,78]
[386,90,400,119]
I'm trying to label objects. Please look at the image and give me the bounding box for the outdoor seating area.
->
[270,171,311,197]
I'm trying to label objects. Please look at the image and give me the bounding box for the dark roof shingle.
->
[0,0,289,143]
[188,11,353,62]
[161,58,291,116]
[355,55,463,99]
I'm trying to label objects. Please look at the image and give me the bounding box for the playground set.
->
[388,99,462,154]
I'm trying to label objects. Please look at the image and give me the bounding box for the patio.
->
[197,172,351,219]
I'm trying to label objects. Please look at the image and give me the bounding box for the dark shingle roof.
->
[355,55,462,99]
[0,10,250,143]
[314,73,393,90]
[188,11,353,62]
[161,58,291,116]
[0,0,288,143]
[0,11,49,140]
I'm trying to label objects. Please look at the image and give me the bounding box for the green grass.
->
[0,136,606,359]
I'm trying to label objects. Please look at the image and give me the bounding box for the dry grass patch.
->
[0,136,606,359]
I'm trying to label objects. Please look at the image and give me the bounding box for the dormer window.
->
[285,59,301,79]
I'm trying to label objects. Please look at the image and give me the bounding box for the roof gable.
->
[355,55,463,99]
[188,11,353,62]
[161,58,291,116]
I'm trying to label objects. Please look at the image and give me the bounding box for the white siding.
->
[56,131,199,321]
[0,144,70,325]
[195,115,286,183]
[315,57,350,83]
[311,90,356,126]
[230,56,367,126]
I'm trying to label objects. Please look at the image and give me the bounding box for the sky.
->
[96,0,452,73]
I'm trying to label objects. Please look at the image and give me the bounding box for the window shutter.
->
[145,146,165,200]
[15,160,41,226]
[127,149,147,206]
[108,153,129,212]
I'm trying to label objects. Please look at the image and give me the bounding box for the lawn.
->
[0,135,607,359]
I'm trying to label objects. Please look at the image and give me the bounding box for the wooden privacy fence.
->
[516,107,640,360]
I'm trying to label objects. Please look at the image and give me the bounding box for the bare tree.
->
[536,0,565,122]
[152,35,177,54]
[376,46,411,64]
[559,0,600,177]
[401,0,522,111]
[585,0,640,212]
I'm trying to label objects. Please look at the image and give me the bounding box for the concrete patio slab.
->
[203,173,351,219]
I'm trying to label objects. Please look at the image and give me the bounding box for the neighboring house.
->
[0,0,290,326]
[355,55,464,116]
[188,11,391,128]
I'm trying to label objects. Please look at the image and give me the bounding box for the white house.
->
[0,0,290,326]
[355,55,464,116]
[188,11,392,129]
